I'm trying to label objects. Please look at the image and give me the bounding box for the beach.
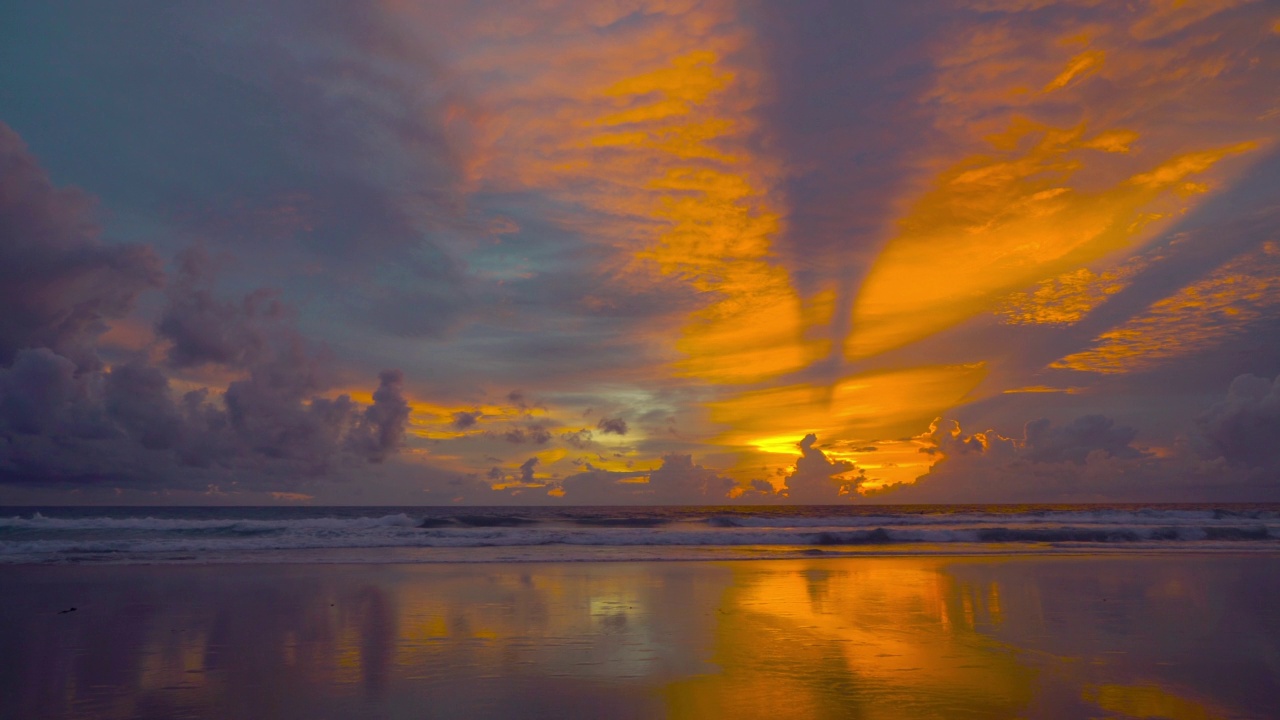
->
[3,553,1277,719]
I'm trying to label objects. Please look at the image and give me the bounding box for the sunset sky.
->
[1,0,1279,504]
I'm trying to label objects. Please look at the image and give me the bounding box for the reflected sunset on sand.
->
[4,555,1274,719]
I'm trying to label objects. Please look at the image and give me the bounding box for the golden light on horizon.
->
[710,364,987,448]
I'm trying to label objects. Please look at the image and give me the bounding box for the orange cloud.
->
[846,128,1257,360]
[1043,49,1105,91]
[1128,0,1252,41]
[1053,241,1280,374]
[269,491,314,502]
[998,258,1149,326]
[846,0,1277,362]
[423,3,829,387]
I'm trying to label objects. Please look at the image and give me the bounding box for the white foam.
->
[2,508,1276,564]
[0,512,421,532]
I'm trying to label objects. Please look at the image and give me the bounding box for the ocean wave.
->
[702,509,1280,528]
[2,506,1277,564]
[0,512,421,533]
[1,521,1276,560]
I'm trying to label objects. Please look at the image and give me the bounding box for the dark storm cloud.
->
[345,370,411,463]
[560,429,593,449]
[556,454,734,504]
[782,434,864,503]
[156,246,284,368]
[644,454,736,504]
[555,467,645,503]
[877,376,1280,502]
[452,411,482,430]
[869,416,1154,503]
[104,360,183,451]
[0,348,412,487]
[0,124,163,371]
[0,349,110,439]
[596,417,628,436]
[500,425,551,445]
[0,127,415,489]
[1193,373,1280,471]
[151,242,413,468]
[178,287,410,473]
[1022,415,1145,465]
[177,273,347,472]
[519,457,538,484]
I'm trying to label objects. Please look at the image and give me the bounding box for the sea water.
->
[3,503,1277,564]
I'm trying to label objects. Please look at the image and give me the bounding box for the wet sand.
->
[2,554,1277,719]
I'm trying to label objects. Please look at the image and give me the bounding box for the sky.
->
[1,0,1279,505]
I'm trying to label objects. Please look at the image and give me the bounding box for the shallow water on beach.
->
[1,554,1276,719]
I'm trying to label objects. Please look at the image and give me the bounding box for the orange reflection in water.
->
[6,556,1276,718]
[1086,683,1224,720]
[666,558,1034,719]
[664,555,1266,719]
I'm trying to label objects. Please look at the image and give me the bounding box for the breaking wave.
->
[1,505,1277,564]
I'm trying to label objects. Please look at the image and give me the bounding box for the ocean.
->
[3,503,1278,564]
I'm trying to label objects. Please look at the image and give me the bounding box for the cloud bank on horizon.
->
[0,0,1278,504]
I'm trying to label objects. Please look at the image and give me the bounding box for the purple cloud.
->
[0,124,162,372]
[596,417,628,435]
[782,434,864,503]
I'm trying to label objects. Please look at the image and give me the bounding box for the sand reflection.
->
[1,555,1276,718]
